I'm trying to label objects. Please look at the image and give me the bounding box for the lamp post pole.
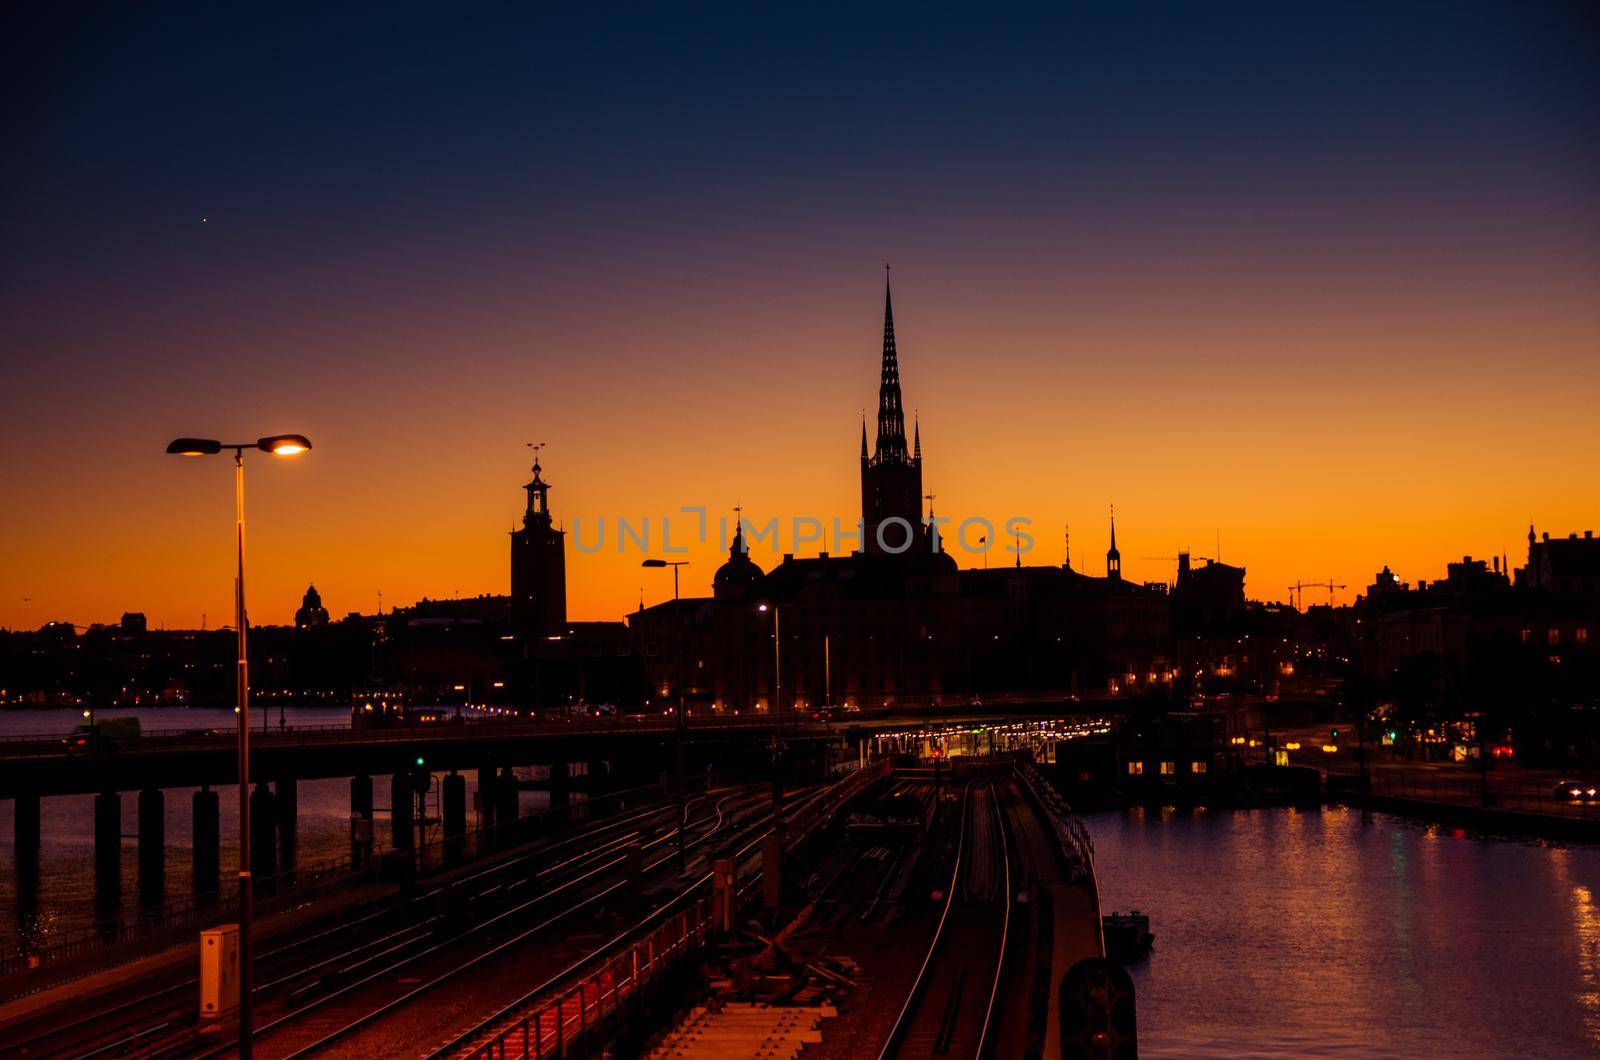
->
[772,605,783,829]
[676,689,687,871]
[232,449,254,1058]
[640,558,689,601]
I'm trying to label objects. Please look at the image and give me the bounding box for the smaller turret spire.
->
[913,413,921,460]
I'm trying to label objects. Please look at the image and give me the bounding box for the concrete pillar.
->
[587,758,610,799]
[713,856,737,934]
[351,774,373,867]
[137,787,164,906]
[14,791,40,870]
[249,783,277,883]
[497,766,519,829]
[762,829,782,910]
[477,765,497,839]
[193,787,220,898]
[391,772,413,850]
[442,772,466,861]
[15,791,41,918]
[275,775,298,871]
[548,762,569,829]
[94,791,120,906]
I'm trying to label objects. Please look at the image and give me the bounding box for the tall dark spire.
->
[1106,505,1122,580]
[875,266,909,464]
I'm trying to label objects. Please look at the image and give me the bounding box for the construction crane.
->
[1288,580,1347,610]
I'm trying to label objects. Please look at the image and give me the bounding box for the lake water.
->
[1088,804,1600,1058]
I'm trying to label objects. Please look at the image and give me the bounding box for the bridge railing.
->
[0,712,838,761]
[1016,760,1097,886]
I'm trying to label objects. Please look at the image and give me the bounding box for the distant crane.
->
[1288,580,1347,610]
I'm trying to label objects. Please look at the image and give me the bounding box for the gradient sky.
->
[3,3,1597,630]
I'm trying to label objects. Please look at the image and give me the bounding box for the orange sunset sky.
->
[3,6,1597,631]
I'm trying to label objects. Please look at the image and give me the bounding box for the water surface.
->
[1088,804,1600,1058]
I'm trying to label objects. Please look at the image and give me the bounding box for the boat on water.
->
[1103,910,1154,963]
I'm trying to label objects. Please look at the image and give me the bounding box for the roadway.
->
[1267,722,1600,820]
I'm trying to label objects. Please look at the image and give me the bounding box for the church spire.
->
[913,414,921,460]
[1106,505,1122,580]
[861,415,869,459]
[875,265,909,464]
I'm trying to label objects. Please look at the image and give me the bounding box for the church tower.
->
[510,454,567,634]
[1106,507,1122,580]
[860,271,924,554]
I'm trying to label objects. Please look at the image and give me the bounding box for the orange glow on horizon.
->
[2,262,1597,632]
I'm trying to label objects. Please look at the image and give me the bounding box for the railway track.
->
[428,774,869,1058]
[251,786,790,1058]
[0,788,753,1060]
[877,779,1015,1060]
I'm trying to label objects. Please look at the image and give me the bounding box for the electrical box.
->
[199,924,240,1023]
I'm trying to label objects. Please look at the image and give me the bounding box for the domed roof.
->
[713,524,765,599]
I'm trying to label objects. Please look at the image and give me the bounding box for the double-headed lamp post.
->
[167,433,311,1058]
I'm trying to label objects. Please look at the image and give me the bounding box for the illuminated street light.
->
[166,431,310,1059]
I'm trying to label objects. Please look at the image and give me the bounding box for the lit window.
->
[1159,761,1175,776]
[1548,629,1560,645]
[1191,761,1208,774]
[1578,629,1589,644]
[1127,761,1144,776]
[1520,629,1532,642]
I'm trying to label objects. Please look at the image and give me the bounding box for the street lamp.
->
[167,432,310,1059]
[641,558,689,600]
[757,601,783,829]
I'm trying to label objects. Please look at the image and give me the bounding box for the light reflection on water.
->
[1086,804,1600,1058]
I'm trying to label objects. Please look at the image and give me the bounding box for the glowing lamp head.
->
[258,434,312,456]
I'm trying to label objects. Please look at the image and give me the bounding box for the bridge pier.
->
[193,786,219,898]
[249,782,277,886]
[137,787,164,906]
[548,761,570,829]
[391,772,413,850]
[477,765,497,840]
[586,758,610,800]
[275,775,298,871]
[14,791,40,873]
[351,774,373,867]
[94,791,120,910]
[442,772,466,861]
[496,766,519,830]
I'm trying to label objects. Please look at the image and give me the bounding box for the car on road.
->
[1553,781,1600,803]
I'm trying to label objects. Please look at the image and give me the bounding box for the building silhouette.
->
[628,278,1174,709]
[510,456,567,636]
[294,584,330,629]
